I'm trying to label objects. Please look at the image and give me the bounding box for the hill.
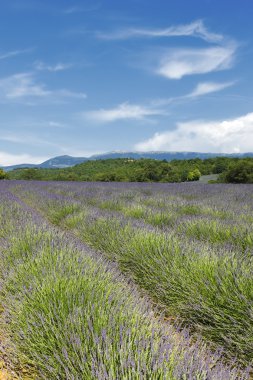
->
[2,151,253,172]
[8,156,253,183]
[8,158,203,182]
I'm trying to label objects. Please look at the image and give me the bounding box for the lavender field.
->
[0,180,253,379]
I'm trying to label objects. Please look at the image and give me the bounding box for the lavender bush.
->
[0,180,252,379]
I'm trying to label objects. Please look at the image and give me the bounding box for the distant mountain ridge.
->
[2,151,253,172]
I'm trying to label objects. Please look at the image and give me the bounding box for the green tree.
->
[187,169,201,181]
[224,161,253,183]
[0,168,8,179]
[22,168,41,180]
[213,158,230,174]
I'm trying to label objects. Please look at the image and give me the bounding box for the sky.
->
[1,0,253,165]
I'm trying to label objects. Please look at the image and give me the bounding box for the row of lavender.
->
[0,180,248,379]
[10,180,253,367]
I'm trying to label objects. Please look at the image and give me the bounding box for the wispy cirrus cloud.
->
[97,20,237,79]
[63,3,100,14]
[135,112,253,153]
[96,20,223,43]
[83,80,235,123]
[0,133,61,148]
[83,102,165,123]
[34,61,72,72]
[150,80,236,108]
[156,45,236,79]
[0,73,50,98]
[0,151,48,166]
[0,48,33,61]
[48,121,66,128]
[63,6,83,14]
[186,81,235,97]
[0,72,86,102]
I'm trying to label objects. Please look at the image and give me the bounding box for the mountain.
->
[2,155,88,172]
[2,163,37,171]
[90,151,253,160]
[2,151,253,172]
[39,155,89,168]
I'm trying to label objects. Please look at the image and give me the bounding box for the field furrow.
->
[0,181,252,379]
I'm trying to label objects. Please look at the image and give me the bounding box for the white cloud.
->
[62,148,102,157]
[82,81,234,125]
[0,73,86,102]
[97,20,223,43]
[0,48,32,61]
[63,6,82,14]
[34,61,72,72]
[151,81,235,107]
[97,20,237,81]
[135,112,253,153]
[187,81,235,97]
[157,45,236,79]
[83,102,165,123]
[54,89,87,99]
[0,73,50,98]
[0,151,48,166]
[0,133,61,147]
[48,121,66,128]
[63,4,100,14]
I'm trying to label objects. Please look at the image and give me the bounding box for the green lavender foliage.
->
[15,181,253,366]
[1,184,247,379]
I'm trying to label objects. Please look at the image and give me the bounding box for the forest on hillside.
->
[3,156,253,183]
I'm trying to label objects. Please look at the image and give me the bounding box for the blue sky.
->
[1,0,253,165]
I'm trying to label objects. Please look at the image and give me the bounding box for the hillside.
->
[7,156,253,183]
[3,151,253,172]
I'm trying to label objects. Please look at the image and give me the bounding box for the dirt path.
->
[0,308,36,379]
[0,355,19,380]
[0,357,35,380]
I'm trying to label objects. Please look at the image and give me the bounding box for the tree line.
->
[1,157,253,183]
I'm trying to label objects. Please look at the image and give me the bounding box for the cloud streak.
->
[0,73,86,102]
[63,3,101,14]
[135,112,253,153]
[0,151,48,167]
[156,45,236,79]
[34,61,72,72]
[83,102,165,123]
[0,48,33,61]
[97,20,223,43]
[83,80,234,124]
[150,80,235,108]
[0,133,61,147]
[187,81,235,97]
[0,73,50,98]
[97,20,237,79]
